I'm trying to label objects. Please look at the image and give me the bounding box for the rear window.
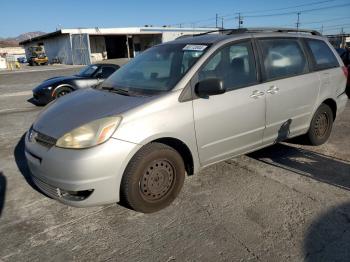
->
[305,39,339,70]
[259,38,308,80]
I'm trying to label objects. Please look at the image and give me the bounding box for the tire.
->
[120,142,185,213]
[306,104,334,146]
[55,87,71,98]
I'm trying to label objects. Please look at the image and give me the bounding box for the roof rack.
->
[193,27,322,37]
[239,27,322,36]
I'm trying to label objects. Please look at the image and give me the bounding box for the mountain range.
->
[0,31,46,47]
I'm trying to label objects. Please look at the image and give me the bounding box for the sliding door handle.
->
[250,90,265,99]
[266,85,279,94]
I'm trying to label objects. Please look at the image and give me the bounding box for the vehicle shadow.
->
[304,202,350,261]
[14,133,41,194]
[248,143,350,191]
[0,172,6,217]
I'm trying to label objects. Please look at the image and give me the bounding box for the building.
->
[327,34,350,48]
[0,47,26,70]
[19,27,215,65]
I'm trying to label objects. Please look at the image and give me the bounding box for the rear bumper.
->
[336,92,348,116]
[25,132,141,207]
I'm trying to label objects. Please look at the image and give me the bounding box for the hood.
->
[34,75,83,91]
[33,88,154,139]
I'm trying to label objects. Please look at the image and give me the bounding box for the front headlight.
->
[56,116,122,149]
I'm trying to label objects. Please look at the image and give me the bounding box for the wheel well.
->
[53,85,73,96]
[58,85,73,91]
[153,137,194,176]
[322,99,337,120]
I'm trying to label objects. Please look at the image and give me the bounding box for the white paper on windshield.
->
[183,44,207,51]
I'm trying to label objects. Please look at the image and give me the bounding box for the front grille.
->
[35,131,57,148]
[32,176,60,199]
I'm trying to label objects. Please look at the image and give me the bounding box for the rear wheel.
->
[120,143,185,213]
[306,104,334,145]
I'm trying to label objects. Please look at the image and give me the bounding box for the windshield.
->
[77,65,99,77]
[100,43,209,95]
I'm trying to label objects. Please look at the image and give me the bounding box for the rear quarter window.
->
[305,39,339,70]
[259,38,308,81]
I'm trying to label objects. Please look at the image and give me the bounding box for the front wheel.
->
[306,104,334,146]
[120,143,185,213]
[55,87,71,98]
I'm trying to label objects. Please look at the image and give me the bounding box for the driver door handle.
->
[266,85,279,94]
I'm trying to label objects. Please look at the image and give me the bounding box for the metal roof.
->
[19,27,216,45]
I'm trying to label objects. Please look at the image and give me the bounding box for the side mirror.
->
[195,78,225,97]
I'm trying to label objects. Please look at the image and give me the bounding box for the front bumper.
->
[32,90,53,105]
[25,131,141,207]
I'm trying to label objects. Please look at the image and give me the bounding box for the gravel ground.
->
[0,67,349,262]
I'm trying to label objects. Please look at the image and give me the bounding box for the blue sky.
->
[1,0,350,37]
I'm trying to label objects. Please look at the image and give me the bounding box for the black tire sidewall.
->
[121,143,185,213]
[308,104,334,146]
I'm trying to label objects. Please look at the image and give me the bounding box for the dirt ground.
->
[0,67,349,261]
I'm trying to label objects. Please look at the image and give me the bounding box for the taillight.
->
[342,66,349,78]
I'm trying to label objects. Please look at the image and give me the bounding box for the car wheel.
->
[55,87,71,98]
[306,104,334,146]
[120,142,185,213]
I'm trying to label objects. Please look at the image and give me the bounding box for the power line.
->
[302,16,350,25]
[222,0,337,16]
[323,26,350,32]
[242,3,350,18]
[168,1,350,29]
[318,23,350,29]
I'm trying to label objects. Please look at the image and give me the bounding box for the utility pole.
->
[296,12,301,31]
[221,17,224,29]
[321,25,324,34]
[216,13,218,28]
[340,27,345,48]
[238,13,243,28]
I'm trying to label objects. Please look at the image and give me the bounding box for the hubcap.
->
[57,91,68,97]
[140,160,175,201]
[314,112,329,138]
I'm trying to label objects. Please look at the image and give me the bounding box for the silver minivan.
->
[25,28,348,213]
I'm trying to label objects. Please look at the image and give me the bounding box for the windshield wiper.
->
[101,86,132,96]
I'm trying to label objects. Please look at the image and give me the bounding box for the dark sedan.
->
[32,63,120,105]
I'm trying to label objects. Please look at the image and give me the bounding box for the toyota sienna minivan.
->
[25,28,348,213]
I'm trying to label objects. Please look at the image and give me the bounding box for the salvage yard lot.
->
[0,67,350,261]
